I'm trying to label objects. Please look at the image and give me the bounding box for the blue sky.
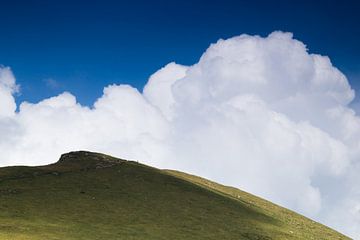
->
[0,0,359,106]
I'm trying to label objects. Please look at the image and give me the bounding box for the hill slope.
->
[0,151,350,240]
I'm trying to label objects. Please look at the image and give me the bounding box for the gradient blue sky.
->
[1,0,359,106]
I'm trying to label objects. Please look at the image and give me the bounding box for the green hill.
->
[0,151,350,240]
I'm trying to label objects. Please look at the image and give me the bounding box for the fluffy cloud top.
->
[0,32,359,238]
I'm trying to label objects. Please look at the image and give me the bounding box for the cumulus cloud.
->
[0,66,18,117]
[0,31,359,238]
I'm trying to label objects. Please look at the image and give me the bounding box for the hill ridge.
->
[0,151,350,240]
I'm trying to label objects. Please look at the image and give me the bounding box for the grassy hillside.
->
[0,151,350,240]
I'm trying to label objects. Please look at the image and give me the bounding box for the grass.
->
[0,151,350,240]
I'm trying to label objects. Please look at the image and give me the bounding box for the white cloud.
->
[0,66,18,117]
[0,31,359,238]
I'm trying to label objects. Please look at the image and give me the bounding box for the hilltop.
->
[0,151,350,240]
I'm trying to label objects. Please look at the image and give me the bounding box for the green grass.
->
[0,151,350,240]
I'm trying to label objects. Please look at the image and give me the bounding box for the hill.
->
[0,151,350,240]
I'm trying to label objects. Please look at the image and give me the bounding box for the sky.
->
[0,0,360,106]
[1,0,360,239]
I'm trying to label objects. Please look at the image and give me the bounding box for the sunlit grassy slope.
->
[0,151,350,240]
